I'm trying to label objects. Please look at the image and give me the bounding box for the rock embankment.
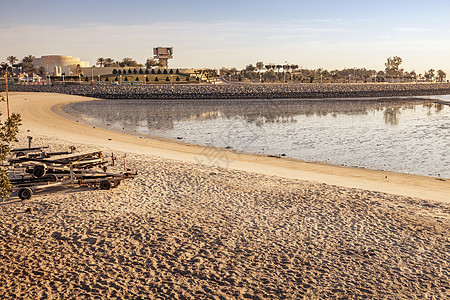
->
[4,82,450,99]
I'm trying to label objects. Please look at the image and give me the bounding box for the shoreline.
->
[6,91,450,203]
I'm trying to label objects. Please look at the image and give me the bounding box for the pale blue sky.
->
[1,0,449,75]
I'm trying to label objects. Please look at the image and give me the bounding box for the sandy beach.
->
[0,92,449,298]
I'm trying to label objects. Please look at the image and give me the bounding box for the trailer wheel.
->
[99,180,112,190]
[18,187,33,200]
[33,166,46,178]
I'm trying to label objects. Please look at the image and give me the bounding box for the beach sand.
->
[0,92,449,298]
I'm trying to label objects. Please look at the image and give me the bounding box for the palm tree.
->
[21,55,35,64]
[437,70,446,82]
[104,58,114,67]
[425,69,435,82]
[7,55,18,66]
[276,65,282,74]
[256,62,264,72]
[96,57,105,67]
[20,55,36,74]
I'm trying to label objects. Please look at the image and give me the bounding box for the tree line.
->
[221,56,447,83]
[1,55,447,83]
[96,57,163,69]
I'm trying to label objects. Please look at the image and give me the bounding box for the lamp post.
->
[4,72,10,118]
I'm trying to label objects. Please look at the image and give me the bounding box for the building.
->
[153,47,173,68]
[33,55,90,76]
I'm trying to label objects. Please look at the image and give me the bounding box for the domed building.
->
[33,55,90,76]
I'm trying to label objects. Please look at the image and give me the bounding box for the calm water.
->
[64,97,450,178]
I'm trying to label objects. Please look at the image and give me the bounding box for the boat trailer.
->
[8,144,136,200]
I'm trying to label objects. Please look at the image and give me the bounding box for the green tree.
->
[7,56,17,67]
[145,58,158,69]
[165,76,170,81]
[96,57,105,67]
[155,76,159,82]
[256,61,264,72]
[425,69,435,81]
[385,56,404,77]
[104,58,114,67]
[38,66,46,76]
[119,57,137,68]
[245,64,256,72]
[20,55,37,74]
[0,102,21,198]
[437,69,446,82]
[112,69,117,74]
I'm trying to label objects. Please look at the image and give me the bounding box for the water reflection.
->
[64,98,449,178]
[65,98,439,130]
[384,107,401,125]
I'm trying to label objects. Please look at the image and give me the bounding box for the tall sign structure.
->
[153,47,173,68]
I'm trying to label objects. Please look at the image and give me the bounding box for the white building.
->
[33,55,90,76]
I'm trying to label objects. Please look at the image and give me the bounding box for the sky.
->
[1,0,450,75]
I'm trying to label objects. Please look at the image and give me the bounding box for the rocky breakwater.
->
[4,82,450,99]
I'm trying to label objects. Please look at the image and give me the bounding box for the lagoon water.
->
[64,97,450,178]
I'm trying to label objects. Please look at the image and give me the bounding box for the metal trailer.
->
[10,151,107,178]
[8,147,136,200]
[11,166,136,200]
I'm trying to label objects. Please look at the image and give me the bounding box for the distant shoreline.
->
[3,82,450,99]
